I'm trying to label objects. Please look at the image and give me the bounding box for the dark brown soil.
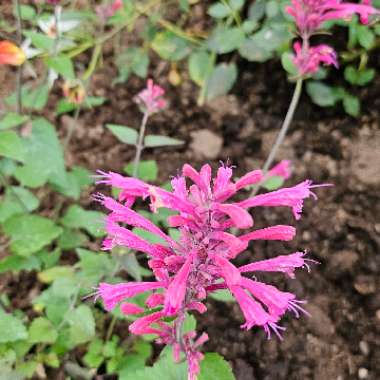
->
[1,7,380,380]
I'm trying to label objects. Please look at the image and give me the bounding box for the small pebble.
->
[358,368,368,379]
[359,341,370,356]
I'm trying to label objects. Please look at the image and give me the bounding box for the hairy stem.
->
[132,111,149,178]
[251,78,303,196]
[13,0,23,114]
[63,105,81,150]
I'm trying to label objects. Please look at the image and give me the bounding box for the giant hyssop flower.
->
[95,163,323,380]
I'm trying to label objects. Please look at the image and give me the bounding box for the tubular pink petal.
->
[267,160,292,180]
[231,285,275,330]
[212,203,253,228]
[210,231,248,258]
[239,251,310,278]
[97,282,163,311]
[213,255,242,286]
[239,225,296,242]
[235,170,263,190]
[129,311,164,335]
[120,302,145,315]
[164,255,193,315]
[182,164,209,194]
[145,293,165,308]
[238,180,316,219]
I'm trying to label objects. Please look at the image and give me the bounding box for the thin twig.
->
[250,79,303,196]
[132,111,149,177]
[13,0,23,114]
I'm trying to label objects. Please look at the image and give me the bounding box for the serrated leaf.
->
[0,310,28,343]
[144,135,184,148]
[343,94,360,117]
[188,51,214,86]
[0,255,41,274]
[0,113,29,130]
[205,63,237,102]
[67,305,95,346]
[208,26,245,54]
[106,124,138,145]
[306,81,339,107]
[14,118,67,188]
[61,205,105,237]
[46,55,75,80]
[199,353,235,380]
[37,266,74,284]
[0,131,25,162]
[151,31,191,61]
[23,31,55,51]
[0,187,39,223]
[28,317,58,344]
[3,215,62,257]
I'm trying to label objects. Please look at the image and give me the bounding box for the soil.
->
[1,4,380,379]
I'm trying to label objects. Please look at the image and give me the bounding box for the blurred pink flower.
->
[293,41,338,76]
[96,0,123,22]
[135,79,167,115]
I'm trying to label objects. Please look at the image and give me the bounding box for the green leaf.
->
[125,160,158,181]
[46,55,75,80]
[61,205,105,237]
[239,25,291,62]
[28,317,58,344]
[19,5,36,20]
[188,51,214,86]
[23,31,54,51]
[118,340,152,379]
[199,353,235,380]
[151,31,191,61]
[0,131,25,162]
[205,63,237,102]
[306,81,339,107]
[144,135,184,148]
[357,25,375,49]
[57,228,87,250]
[0,186,39,223]
[83,338,104,368]
[0,255,41,274]
[106,124,138,145]
[37,266,74,284]
[7,85,50,111]
[343,94,360,117]
[208,3,231,19]
[132,348,187,380]
[281,52,297,76]
[209,289,235,302]
[0,113,29,130]
[0,310,28,343]
[3,215,62,257]
[344,65,375,86]
[14,118,67,188]
[262,175,285,191]
[207,26,245,54]
[67,305,95,346]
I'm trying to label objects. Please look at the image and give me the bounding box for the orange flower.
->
[0,41,26,66]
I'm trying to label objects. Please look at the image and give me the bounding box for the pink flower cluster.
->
[95,161,321,379]
[287,0,379,76]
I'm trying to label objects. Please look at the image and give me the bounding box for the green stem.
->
[132,111,149,177]
[251,79,303,196]
[63,105,81,150]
